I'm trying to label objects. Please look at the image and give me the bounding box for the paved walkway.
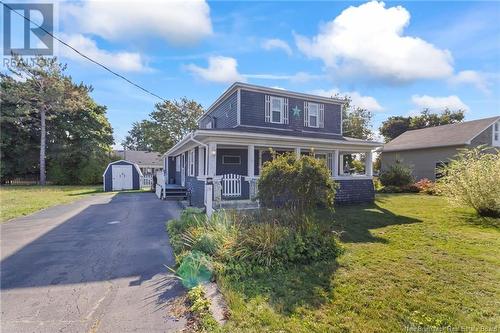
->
[1,193,186,333]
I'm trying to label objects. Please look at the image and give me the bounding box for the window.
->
[308,103,319,127]
[205,121,212,129]
[304,102,324,128]
[265,95,288,124]
[188,150,195,176]
[493,121,500,146]
[222,155,241,165]
[176,156,180,170]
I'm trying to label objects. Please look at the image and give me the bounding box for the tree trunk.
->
[39,108,46,185]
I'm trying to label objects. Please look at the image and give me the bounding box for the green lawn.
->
[220,194,500,332]
[0,185,103,222]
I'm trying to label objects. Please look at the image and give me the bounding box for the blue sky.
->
[4,1,500,147]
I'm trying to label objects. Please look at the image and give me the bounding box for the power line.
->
[1,1,167,102]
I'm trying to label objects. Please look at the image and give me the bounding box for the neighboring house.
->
[160,82,382,210]
[113,150,163,175]
[381,116,500,181]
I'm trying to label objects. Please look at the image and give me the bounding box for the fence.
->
[222,174,241,197]
[141,174,153,188]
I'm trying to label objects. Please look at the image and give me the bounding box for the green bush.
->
[258,152,337,211]
[379,159,414,187]
[437,147,500,217]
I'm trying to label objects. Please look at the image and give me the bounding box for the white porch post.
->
[295,147,301,159]
[332,149,339,177]
[365,150,373,177]
[339,153,344,175]
[198,147,204,176]
[208,143,217,176]
[247,144,255,177]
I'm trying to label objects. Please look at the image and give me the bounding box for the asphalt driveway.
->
[1,192,186,333]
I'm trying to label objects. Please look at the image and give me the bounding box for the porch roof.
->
[164,129,382,157]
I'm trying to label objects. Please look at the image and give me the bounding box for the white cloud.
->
[295,1,453,82]
[59,34,149,72]
[449,70,490,94]
[63,0,212,45]
[411,95,469,111]
[186,56,245,83]
[312,88,384,112]
[261,38,292,56]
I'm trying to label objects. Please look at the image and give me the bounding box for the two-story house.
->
[160,82,382,210]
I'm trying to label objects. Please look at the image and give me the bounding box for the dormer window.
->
[265,95,289,124]
[304,101,324,128]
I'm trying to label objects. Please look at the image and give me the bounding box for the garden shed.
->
[103,160,143,192]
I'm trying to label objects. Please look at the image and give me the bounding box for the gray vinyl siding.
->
[199,91,238,129]
[216,148,249,199]
[381,146,466,181]
[239,89,342,135]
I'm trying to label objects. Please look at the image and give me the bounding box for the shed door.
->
[112,165,133,190]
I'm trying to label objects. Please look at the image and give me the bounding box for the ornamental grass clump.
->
[437,146,500,217]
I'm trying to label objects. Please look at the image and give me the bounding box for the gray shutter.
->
[319,104,325,128]
[304,101,309,127]
[283,98,289,124]
[265,95,271,123]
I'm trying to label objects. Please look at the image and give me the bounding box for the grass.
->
[218,194,500,332]
[0,185,103,222]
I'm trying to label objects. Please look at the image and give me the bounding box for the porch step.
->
[163,186,188,200]
[218,200,260,210]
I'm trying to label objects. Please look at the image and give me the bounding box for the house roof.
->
[164,129,382,157]
[382,116,500,152]
[113,150,163,167]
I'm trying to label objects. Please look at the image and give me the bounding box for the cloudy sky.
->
[4,1,500,146]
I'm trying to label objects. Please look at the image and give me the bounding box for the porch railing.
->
[222,174,241,198]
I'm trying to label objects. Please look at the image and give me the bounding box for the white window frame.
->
[493,121,500,147]
[188,150,195,177]
[308,102,320,128]
[222,155,241,165]
[270,96,284,124]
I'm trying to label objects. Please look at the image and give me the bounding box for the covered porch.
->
[162,130,381,209]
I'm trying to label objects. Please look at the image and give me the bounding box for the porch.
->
[163,133,378,210]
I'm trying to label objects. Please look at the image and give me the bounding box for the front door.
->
[112,165,133,190]
[180,154,186,187]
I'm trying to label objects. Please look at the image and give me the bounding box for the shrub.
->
[258,152,337,212]
[378,185,418,193]
[413,178,439,195]
[437,146,500,217]
[379,159,414,187]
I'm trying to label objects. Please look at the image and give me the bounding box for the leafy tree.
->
[0,56,114,184]
[380,108,465,142]
[123,98,204,153]
[1,56,90,184]
[337,95,373,140]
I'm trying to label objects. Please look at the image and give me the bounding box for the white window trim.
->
[270,96,285,124]
[188,150,195,177]
[493,121,500,147]
[308,102,320,128]
[222,155,241,165]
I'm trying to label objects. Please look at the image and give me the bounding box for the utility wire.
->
[1,1,167,102]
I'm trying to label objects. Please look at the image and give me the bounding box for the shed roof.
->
[113,150,163,167]
[382,116,499,152]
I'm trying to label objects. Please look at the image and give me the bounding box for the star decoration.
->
[292,105,301,117]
